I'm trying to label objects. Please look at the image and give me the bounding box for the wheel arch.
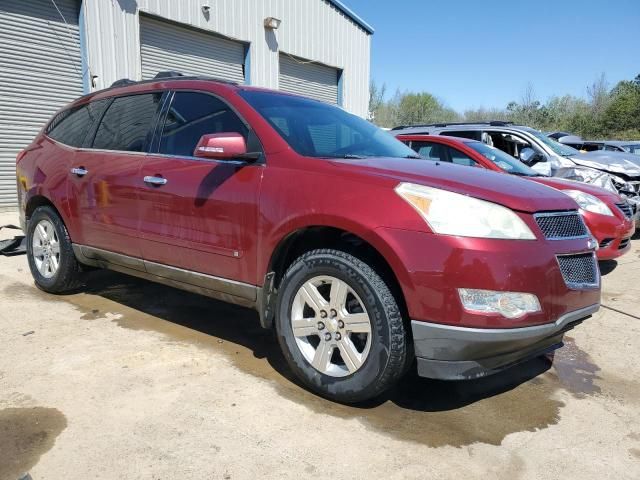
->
[24,193,76,242]
[258,223,413,330]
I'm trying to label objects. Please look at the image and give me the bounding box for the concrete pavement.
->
[1,210,639,480]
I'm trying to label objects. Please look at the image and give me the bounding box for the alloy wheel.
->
[290,275,372,377]
[32,219,61,279]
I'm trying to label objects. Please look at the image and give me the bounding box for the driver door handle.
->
[70,167,88,177]
[143,175,168,186]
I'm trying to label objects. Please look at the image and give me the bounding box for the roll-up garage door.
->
[279,54,340,105]
[0,0,83,208]
[139,15,246,83]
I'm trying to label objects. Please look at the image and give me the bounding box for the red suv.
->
[16,76,600,402]
[395,134,635,260]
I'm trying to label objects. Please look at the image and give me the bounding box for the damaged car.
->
[548,133,640,156]
[392,122,640,215]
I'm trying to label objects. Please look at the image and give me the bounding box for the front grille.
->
[534,212,588,240]
[619,237,631,250]
[556,253,599,288]
[616,202,633,219]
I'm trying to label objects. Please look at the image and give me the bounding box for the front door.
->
[138,91,263,285]
[68,93,165,257]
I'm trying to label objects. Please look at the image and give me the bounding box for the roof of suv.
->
[67,72,311,111]
[390,122,537,136]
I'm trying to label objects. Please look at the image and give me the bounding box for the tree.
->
[395,92,458,126]
[368,80,386,122]
[601,79,640,138]
[368,73,640,139]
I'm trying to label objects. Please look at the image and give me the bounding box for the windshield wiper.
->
[403,154,422,159]
[319,154,367,159]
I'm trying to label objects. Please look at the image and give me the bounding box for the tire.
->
[26,205,83,293]
[275,249,408,403]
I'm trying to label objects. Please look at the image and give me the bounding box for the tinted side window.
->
[443,130,482,141]
[93,94,161,152]
[158,92,248,157]
[47,100,107,147]
[410,141,448,162]
[447,147,478,167]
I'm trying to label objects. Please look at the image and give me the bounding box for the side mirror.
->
[194,132,248,160]
[520,147,543,166]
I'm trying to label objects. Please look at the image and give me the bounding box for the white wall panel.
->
[83,0,371,117]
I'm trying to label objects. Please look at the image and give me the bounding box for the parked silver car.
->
[548,133,640,156]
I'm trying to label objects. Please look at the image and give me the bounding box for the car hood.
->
[569,151,640,177]
[530,176,621,203]
[329,157,578,213]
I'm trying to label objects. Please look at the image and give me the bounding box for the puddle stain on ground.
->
[0,407,67,480]
[1,272,607,448]
[548,336,601,398]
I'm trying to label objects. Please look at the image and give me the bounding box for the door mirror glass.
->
[520,147,543,166]
[194,132,247,159]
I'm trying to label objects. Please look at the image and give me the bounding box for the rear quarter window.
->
[46,100,107,147]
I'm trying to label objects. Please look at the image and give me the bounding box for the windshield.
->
[466,142,542,176]
[526,129,580,157]
[239,90,417,158]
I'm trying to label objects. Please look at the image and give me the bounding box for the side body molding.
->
[72,244,258,309]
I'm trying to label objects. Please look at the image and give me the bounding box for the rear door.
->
[69,92,165,257]
[138,90,263,285]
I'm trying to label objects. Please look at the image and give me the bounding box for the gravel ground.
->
[1,210,639,480]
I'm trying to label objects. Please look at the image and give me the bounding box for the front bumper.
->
[411,303,599,380]
[581,209,635,260]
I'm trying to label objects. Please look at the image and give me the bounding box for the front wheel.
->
[275,249,409,403]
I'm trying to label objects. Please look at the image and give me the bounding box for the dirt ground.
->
[1,210,639,480]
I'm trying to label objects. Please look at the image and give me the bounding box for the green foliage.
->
[369,74,640,140]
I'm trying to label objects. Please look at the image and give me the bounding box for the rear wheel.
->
[26,206,82,293]
[275,249,408,403]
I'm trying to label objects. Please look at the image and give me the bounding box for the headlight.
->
[562,189,613,216]
[458,289,541,319]
[395,182,536,239]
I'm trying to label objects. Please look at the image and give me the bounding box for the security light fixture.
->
[264,17,281,29]
[201,5,211,13]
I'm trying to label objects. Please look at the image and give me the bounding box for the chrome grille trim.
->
[556,252,600,289]
[615,202,633,219]
[534,211,589,240]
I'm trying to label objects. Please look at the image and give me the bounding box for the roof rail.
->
[154,71,184,79]
[104,74,238,93]
[110,78,136,87]
[392,120,515,131]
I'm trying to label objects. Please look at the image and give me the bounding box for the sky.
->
[344,0,640,112]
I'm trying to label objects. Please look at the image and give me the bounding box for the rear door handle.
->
[143,175,167,186]
[70,167,88,177]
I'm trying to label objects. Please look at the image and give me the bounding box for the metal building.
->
[0,0,373,209]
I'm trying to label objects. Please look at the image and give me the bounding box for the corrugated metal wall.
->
[279,53,339,104]
[82,0,371,117]
[139,14,246,82]
[0,0,84,208]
